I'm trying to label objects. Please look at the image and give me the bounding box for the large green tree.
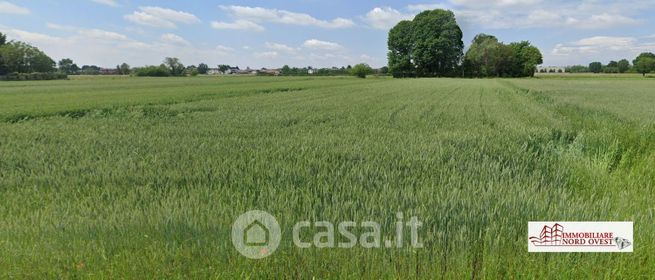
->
[58,58,79,75]
[0,32,6,74]
[617,59,631,73]
[410,10,463,77]
[351,63,373,79]
[197,63,209,75]
[510,41,542,77]
[387,20,414,78]
[589,62,603,73]
[464,34,502,77]
[464,35,542,77]
[0,41,55,74]
[118,63,131,75]
[633,52,655,77]
[164,57,185,76]
[387,9,463,78]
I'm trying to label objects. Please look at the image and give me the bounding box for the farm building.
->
[537,66,566,73]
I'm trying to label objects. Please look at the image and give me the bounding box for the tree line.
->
[565,53,655,76]
[387,9,543,78]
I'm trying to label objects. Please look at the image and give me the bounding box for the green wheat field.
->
[1,75,654,278]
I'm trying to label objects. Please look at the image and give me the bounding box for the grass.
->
[0,76,653,279]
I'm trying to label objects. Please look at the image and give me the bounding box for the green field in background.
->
[1,76,654,278]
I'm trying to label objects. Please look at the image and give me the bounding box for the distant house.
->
[223,67,240,74]
[537,66,566,73]
[236,67,257,75]
[258,68,281,76]
[99,68,119,75]
[207,67,243,75]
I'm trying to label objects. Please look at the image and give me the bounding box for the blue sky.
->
[1,0,654,68]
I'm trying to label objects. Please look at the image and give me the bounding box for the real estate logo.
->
[232,210,424,259]
[528,222,633,252]
[232,210,282,259]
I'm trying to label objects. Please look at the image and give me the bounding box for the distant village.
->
[73,64,385,77]
[206,67,282,76]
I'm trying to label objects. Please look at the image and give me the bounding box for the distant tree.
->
[607,61,618,68]
[617,59,631,73]
[197,63,209,74]
[118,63,131,75]
[566,65,589,73]
[0,32,6,74]
[164,57,185,76]
[378,66,389,75]
[351,63,373,78]
[80,65,100,75]
[633,52,655,77]
[218,64,231,73]
[281,65,291,75]
[134,65,171,77]
[58,58,79,75]
[589,62,603,73]
[388,20,415,78]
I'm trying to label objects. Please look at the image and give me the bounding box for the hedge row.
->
[0,72,68,81]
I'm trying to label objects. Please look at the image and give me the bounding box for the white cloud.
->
[574,36,636,48]
[46,23,129,41]
[91,0,119,7]
[125,6,200,28]
[160,33,189,45]
[363,7,413,30]
[219,5,354,29]
[1,24,249,68]
[254,51,279,59]
[449,0,542,7]
[399,0,649,30]
[79,29,129,41]
[265,42,296,53]
[216,45,234,52]
[210,20,264,32]
[406,4,449,12]
[0,1,30,15]
[2,28,62,44]
[565,13,640,29]
[552,36,641,56]
[549,35,655,65]
[303,39,343,51]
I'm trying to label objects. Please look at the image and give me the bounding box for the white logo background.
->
[232,210,282,259]
[528,221,633,253]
